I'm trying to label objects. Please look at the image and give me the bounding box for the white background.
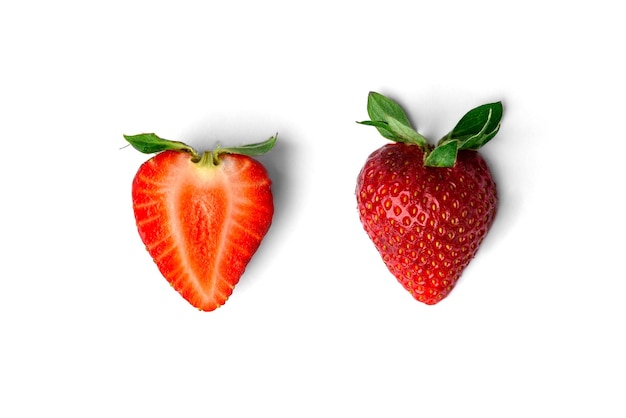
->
[1,1,624,416]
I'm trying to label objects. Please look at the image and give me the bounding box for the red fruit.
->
[357,144,497,305]
[356,92,502,305]
[124,133,276,311]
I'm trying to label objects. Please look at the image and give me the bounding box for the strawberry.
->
[356,92,502,305]
[124,133,276,311]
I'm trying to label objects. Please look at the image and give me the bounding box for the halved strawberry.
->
[124,133,276,311]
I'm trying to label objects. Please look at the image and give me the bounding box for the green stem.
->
[194,151,218,167]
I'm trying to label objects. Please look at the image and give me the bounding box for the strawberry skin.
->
[356,143,497,305]
[356,92,503,305]
[132,149,273,311]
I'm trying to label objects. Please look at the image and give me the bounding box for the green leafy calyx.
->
[123,133,195,155]
[123,133,277,165]
[358,92,503,168]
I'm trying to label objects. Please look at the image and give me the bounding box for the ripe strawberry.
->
[356,92,502,305]
[124,133,276,311]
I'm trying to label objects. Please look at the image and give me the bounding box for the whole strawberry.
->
[356,92,502,305]
[124,133,276,311]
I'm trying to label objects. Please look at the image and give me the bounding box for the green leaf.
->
[385,116,428,146]
[358,92,427,146]
[448,102,503,150]
[123,133,196,155]
[424,141,459,167]
[356,120,397,140]
[459,121,500,150]
[356,118,427,146]
[366,91,412,127]
[216,134,277,157]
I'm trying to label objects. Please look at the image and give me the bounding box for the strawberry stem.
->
[123,133,278,165]
[358,92,503,168]
[195,151,217,167]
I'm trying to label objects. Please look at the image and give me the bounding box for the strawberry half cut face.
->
[125,133,276,311]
